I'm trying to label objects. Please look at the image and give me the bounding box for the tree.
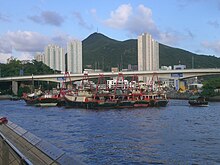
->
[202,77,220,97]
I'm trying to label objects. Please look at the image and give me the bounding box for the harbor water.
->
[1,99,220,164]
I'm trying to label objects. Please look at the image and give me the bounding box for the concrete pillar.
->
[12,81,18,95]
[174,79,179,90]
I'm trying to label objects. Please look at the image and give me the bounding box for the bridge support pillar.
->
[174,79,179,90]
[12,81,18,95]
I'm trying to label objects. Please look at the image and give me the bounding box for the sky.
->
[0,0,220,63]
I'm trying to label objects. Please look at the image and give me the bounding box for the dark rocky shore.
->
[166,91,220,102]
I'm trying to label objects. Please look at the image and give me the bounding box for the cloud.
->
[0,31,73,54]
[104,4,182,45]
[5,31,50,52]
[0,30,74,63]
[208,20,220,29]
[0,53,11,63]
[19,52,35,61]
[0,37,12,53]
[201,41,220,54]
[51,33,72,46]
[73,11,93,30]
[28,11,64,26]
[159,30,184,45]
[90,8,97,15]
[105,4,132,29]
[104,4,160,37]
[0,13,10,22]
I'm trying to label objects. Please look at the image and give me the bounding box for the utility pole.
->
[31,74,34,93]
[102,55,104,71]
[192,56,194,69]
[120,54,123,71]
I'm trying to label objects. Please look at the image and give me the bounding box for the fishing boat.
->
[130,93,150,108]
[35,94,60,107]
[23,90,61,107]
[22,90,43,105]
[149,93,169,107]
[130,92,168,108]
[64,90,97,109]
[188,95,208,107]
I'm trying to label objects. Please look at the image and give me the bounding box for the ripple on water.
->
[1,99,220,164]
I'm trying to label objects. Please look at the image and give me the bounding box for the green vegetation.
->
[0,58,57,95]
[160,44,220,68]
[0,58,55,77]
[83,33,220,71]
[17,86,31,97]
[83,33,137,71]
[202,77,220,97]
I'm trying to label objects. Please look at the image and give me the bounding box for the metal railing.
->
[0,132,33,165]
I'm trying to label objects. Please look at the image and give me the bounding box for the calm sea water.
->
[1,99,220,164]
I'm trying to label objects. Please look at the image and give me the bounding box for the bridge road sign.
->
[57,77,66,81]
[171,73,183,78]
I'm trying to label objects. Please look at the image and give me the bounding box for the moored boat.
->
[149,93,169,107]
[130,93,150,108]
[35,94,60,107]
[23,90,61,107]
[22,90,43,105]
[133,100,149,108]
[130,92,168,108]
[64,90,97,109]
[188,95,208,107]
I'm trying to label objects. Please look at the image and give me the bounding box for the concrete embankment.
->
[0,119,83,165]
[167,91,220,101]
[166,92,190,100]
[0,95,12,100]
[207,96,220,101]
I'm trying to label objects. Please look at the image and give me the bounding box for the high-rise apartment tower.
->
[67,40,82,73]
[44,44,65,72]
[138,33,159,82]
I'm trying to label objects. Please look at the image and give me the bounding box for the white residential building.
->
[34,53,44,62]
[44,44,65,72]
[138,33,159,82]
[67,40,82,73]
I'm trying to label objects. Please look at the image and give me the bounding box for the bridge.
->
[1,68,220,94]
[0,68,220,82]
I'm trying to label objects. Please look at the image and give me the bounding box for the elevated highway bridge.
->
[1,68,220,94]
[0,68,220,82]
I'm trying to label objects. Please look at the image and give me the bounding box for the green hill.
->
[83,33,137,71]
[83,32,220,71]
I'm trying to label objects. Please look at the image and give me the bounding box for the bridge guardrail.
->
[0,132,33,165]
[0,119,84,165]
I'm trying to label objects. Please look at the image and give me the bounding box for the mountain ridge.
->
[82,32,220,71]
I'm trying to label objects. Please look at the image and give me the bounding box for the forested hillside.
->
[83,32,220,71]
